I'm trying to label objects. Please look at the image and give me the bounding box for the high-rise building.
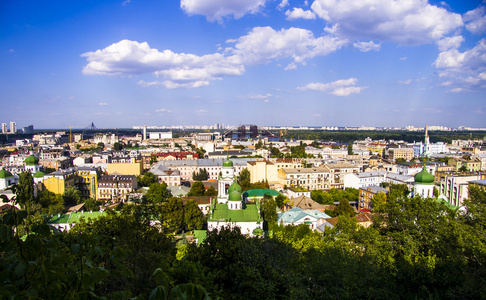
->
[9,121,16,134]
[22,125,34,134]
[1,123,7,134]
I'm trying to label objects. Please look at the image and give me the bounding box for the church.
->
[207,158,263,236]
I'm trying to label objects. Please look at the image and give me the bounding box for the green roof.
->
[47,211,105,224]
[228,182,242,194]
[33,171,45,178]
[25,154,39,166]
[415,167,434,184]
[193,230,207,245]
[243,189,280,198]
[228,190,242,201]
[0,168,13,178]
[223,159,233,167]
[208,203,261,223]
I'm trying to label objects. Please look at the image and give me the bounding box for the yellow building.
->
[388,148,414,161]
[448,157,481,172]
[75,167,101,199]
[247,160,278,184]
[42,169,79,195]
[107,160,143,176]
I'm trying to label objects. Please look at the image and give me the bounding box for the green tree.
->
[371,191,387,211]
[334,198,355,217]
[275,194,288,208]
[203,186,217,196]
[113,142,123,150]
[145,182,172,204]
[16,172,36,212]
[138,171,158,187]
[150,154,158,165]
[62,187,83,207]
[261,195,277,228]
[188,181,206,197]
[184,199,205,230]
[37,189,64,214]
[97,142,105,149]
[192,168,209,181]
[162,197,185,233]
[347,141,354,155]
[239,168,250,182]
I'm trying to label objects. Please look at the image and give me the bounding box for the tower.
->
[217,157,235,203]
[143,125,147,141]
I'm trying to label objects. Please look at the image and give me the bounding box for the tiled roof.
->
[277,207,330,224]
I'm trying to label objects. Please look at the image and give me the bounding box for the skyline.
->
[1,0,486,129]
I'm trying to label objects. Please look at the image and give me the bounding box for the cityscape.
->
[1,0,486,299]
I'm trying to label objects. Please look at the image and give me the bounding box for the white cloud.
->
[450,87,464,93]
[310,0,463,45]
[249,93,273,99]
[353,41,381,52]
[82,40,244,89]
[398,79,412,85]
[8,49,15,53]
[434,39,486,90]
[195,109,208,114]
[98,102,108,106]
[155,108,172,113]
[122,0,130,6]
[464,6,486,35]
[297,78,365,96]
[278,0,289,10]
[285,8,316,20]
[229,26,347,69]
[437,35,464,52]
[400,56,407,60]
[180,0,268,22]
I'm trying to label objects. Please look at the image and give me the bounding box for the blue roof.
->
[277,207,330,224]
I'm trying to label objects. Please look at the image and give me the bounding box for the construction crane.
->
[67,126,83,143]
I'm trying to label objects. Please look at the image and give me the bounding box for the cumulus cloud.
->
[82,28,349,88]
[398,79,412,85]
[82,40,244,88]
[434,39,486,91]
[297,78,366,96]
[310,0,463,45]
[249,93,273,99]
[278,0,289,10]
[353,41,381,52]
[464,6,486,35]
[98,102,108,106]
[180,0,268,22]
[285,8,316,20]
[229,26,347,69]
[437,35,464,51]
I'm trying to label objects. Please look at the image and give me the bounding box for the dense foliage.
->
[2,184,486,299]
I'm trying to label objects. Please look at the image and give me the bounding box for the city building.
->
[1,123,7,134]
[277,207,330,230]
[440,174,482,207]
[278,167,331,191]
[359,186,388,210]
[412,167,435,198]
[247,160,278,185]
[9,121,16,134]
[388,148,414,161]
[97,174,137,202]
[0,168,18,190]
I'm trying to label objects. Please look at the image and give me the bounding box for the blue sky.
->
[1,0,486,129]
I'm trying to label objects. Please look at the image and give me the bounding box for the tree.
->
[239,168,250,182]
[145,182,171,204]
[161,197,185,233]
[188,181,206,197]
[204,186,217,196]
[113,142,123,150]
[192,168,208,181]
[275,194,288,208]
[62,187,83,207]
[184,199,205,230]
[433,186,439,198]
[255,140,263,149]
[347,141,354,155]
[97,142,104,149]
[38,190,64,214]
[334,198,355,217]
[261,195,277,227]
[16,172,36,212]
[138,171,158,187]
[371,191,387,211]
[149,155,158,165]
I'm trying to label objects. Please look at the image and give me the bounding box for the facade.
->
[440,174,481,207]
[149,132,172,139]
[97,174,137,202]
[0,168,18,190]
[448,157,482,172]
[396,161,437,176]
[150,164,182,187]
[107,160,143,176]
[43,169,78,195]
[76,167,101,200]
[247,160,278,184]
[388,148,414,161]
[359,186,388,210]
[278,167,331,191]
[9,121,16,134]
[1,123,7,134]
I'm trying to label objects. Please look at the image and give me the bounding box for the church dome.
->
[415,167,434,184]
[228,182,242,194]
[0,168,13,178]
[223,159,233,167]
[228,190,242,202]
[25,154,39,166]
[33,171,45,178]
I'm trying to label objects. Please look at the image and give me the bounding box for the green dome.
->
[223,159,233,167]
[228,182,242,194]
[415,167,434,184]
[25,154,39,166]
[0,168,13,178]
[228,190,242,202]
[33,171,45,178]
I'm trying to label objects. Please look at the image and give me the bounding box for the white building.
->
[149,132,172,140]
[9,121,16,134]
